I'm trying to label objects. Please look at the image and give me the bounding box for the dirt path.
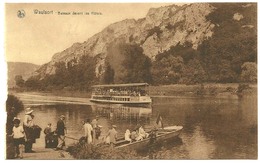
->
[21,147,74,160]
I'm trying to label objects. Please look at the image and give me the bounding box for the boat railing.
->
[92,90,148,97]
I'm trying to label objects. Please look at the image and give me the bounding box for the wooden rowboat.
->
[115,126,183,150]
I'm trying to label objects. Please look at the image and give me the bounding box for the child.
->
[43,123,52,148]
[12,118,25,159]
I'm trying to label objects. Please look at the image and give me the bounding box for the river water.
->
[15,93,257,159]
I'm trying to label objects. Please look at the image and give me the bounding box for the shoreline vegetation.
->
[8,83,257,99]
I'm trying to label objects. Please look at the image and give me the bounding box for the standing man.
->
[56,115,66,150]
[23,108,35,153]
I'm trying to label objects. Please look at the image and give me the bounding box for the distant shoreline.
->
[8,83,257,99]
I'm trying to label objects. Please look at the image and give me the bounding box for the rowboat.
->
[114,126,183,150]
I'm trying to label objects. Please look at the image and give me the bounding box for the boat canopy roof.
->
[92,83,149,88]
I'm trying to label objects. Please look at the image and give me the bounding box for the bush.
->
[237,83,251,94]
[6,94,24,134]
[226,86,234,92]
[6,94,24,159]
[208,86,218,95]
[194,84,205,96]
[6,136,15,159]
[67,142,143,159]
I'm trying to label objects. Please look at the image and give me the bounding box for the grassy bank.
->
[8,89,92,98]
[149,83,257,97]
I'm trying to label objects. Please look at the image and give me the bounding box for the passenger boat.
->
[90,83,152,104]
[115,126,183,151]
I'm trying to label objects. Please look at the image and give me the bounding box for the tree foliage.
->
[152,3,257,85]
[101,62,115,84]
[6,94,24,134]
[23,4,256,88]
[240,62,257,83]
[24,55,97,91]
[104,42,152,84]
[14,75,24,87]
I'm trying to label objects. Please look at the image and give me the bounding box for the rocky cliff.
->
[35,3,216,78]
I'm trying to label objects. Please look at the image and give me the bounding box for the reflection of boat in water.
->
[91,103,152,122]
[90,83,152,104]
[115,126,183,151]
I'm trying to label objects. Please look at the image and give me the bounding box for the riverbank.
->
[20,147,73,160]
[9,83,257,99]
[150,83,257,97]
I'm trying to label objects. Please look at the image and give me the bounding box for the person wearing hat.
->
[23,107,35,153]
[106,125,118,147]
[44,123,53,148]
[55,115,66,150]
[12,117,25,159]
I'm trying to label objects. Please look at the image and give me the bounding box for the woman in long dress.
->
[23,108,35,153]
[84,119,93,144]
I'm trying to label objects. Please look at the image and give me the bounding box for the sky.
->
[5,3,178,65]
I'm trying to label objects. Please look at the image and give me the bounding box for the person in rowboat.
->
[106,125,118,147]
[156,113,164,129]
[138,125,149,139]
[124,129,131,142]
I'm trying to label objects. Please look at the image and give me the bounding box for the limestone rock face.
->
[35,3,216,78]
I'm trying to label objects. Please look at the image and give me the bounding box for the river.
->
[14,92,257,159]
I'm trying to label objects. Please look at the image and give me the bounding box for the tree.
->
[6,94,24,134]
[240,62,257,83]
[6,94,24,159]
[200,3,257,83]
[24,76,41,90]
[106,42,152,84]
[152,55,184,84]
[102,62,114,84]
[181,59,207,84]
[122,44,152,83]
[14,75,24,87]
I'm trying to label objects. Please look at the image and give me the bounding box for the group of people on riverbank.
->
[11,107,41,159]
[10,107,68,159]
[10,107,158,158]
[82,116,118,146]
[82,117,102,144]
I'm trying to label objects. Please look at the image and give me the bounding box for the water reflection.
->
[91,104,151,122]
[91,103,152,135]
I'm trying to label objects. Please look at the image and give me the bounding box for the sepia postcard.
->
[4,1,257,160]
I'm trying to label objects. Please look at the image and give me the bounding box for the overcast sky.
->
[5,3,178,65]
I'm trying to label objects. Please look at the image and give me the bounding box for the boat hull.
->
[90,99,152,104]
[115,126,183,151]
[90,95,152,104]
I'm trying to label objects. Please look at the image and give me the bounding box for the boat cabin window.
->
[92,83,149,97]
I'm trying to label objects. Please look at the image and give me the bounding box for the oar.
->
[65,136,80,141]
